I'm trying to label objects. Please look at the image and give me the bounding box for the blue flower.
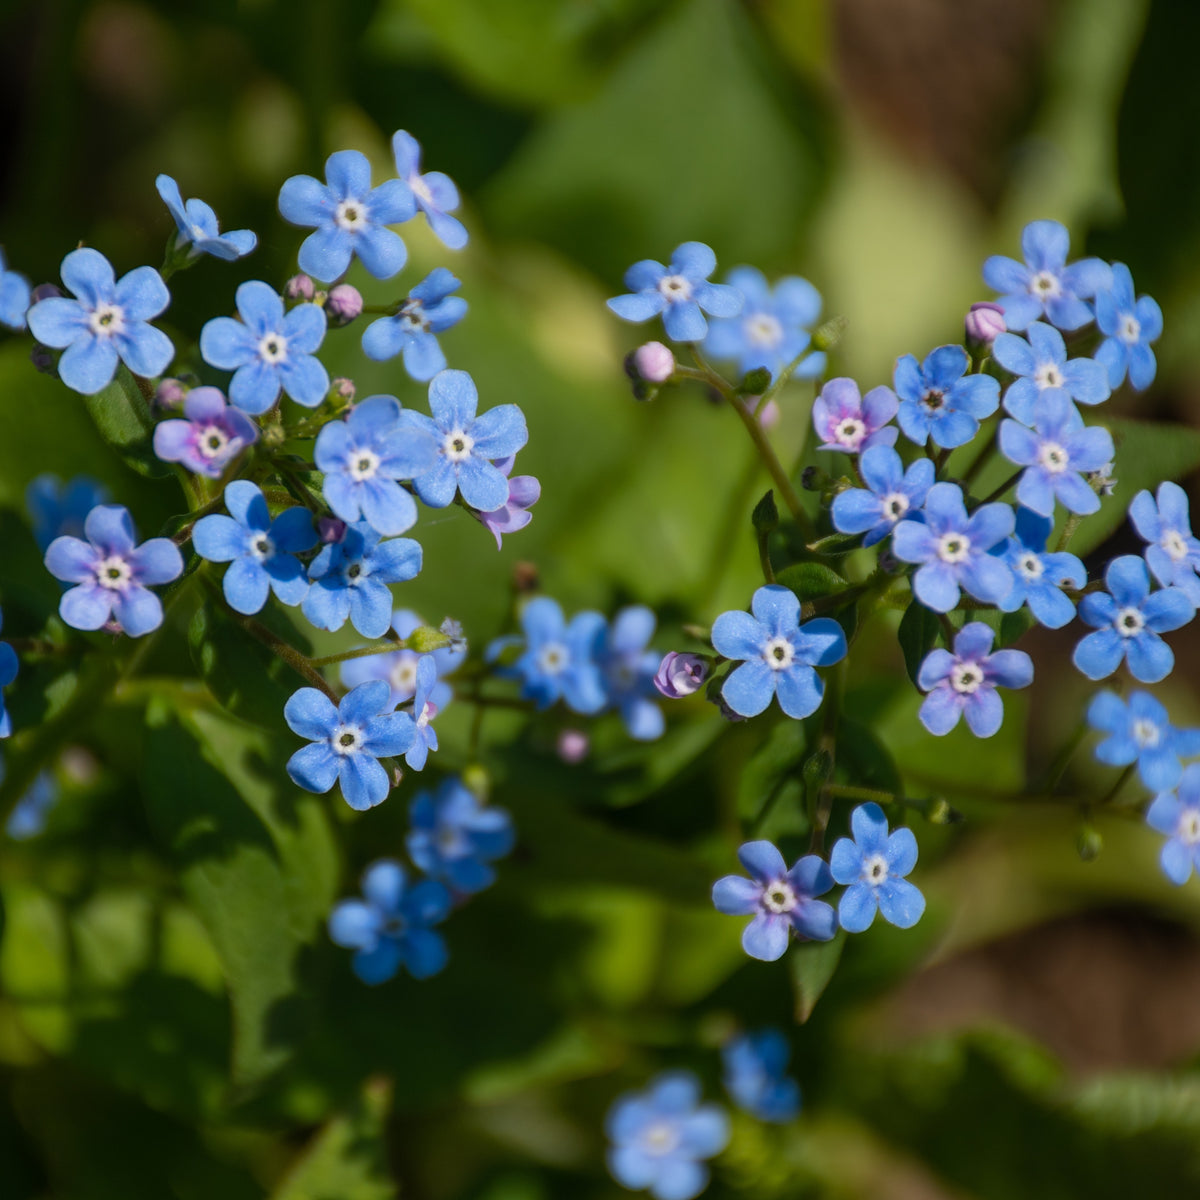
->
[702,267,824,381]
[339,608,463,710]
[315,394,438,536]
[360,268,468,380]
[1095,263,1162,391]
[1088,690,1200,793]
[982,219,1112,331]
[152,385,259,479]
[391,130,468,251]
[890,483,1014,612]
[0,246,31,330]
[606,1071,730,1200]
[712,840,836,960]
[26,248,174,395]
[5,771,57,840]
[721,1030,801,1123]
[328,858,451,983]
[402,655,440,771]
[812,378,898,454]
[1146,767,1200,886]
[0,608,17,738]
[193,480,316,615]
[602,605,664,741]
[829,803,925,932]
[917,621,1033,737]
[406,776,515,894]
[44,504,183,637]
[278,149,416,281]
[1073,555,1195,683]
[830,445,934,547]
[1128,482,1200,605]
[894,345,999,449]
[200,280,329,414]
[478,458,540,549]
[607,242,742,343]
[710,585,847,720]
[991,321,1110,425]
[399,370,528,513]
[25,474,110,551]
[155,174,257,262]
[303,522,423,639]
[285,680,414,811]
[993,507,1086,629]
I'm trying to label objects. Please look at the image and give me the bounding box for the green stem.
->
[749,776,791,836]
[977,469,1022,506]
[1040,720,1089,794]
[959,425,999,488]
[756,528,776,585]
[274,458,325,513]
[310,642,406,668]
[754,349,813,415]
[1055,513,1084,552]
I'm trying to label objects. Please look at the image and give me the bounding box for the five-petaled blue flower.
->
[156,174,257,262]
[601,605,665,741]
[0,246,31,330]
[606,1071,730,1200]
[1146,766,1200,887]
[811,377,899,454]
[991,320,1110,425]
[712,840,836,961]
[607,242,742,343]
[406,776,515,895]
[894,344,999,449]
[200,280,329,414]
[328,858,451,983]
[829,803,925,932]
[340,608,463,710]
[0,608,17,738]
[44,504,182,637]
[1088,690,1200,793]
[831,445,934,547]
[361,267,468,380]
[278,149,416,282]
[1095,263,1162,391]
[391,130,468,251]
[721,1030,801,1123]
[1073,555,1195,683]
[26,474,110,551]
[27,248,174,395]
[152,385,259,479]
[193,480,316,615]
[710,585,847,719]
[993,507,1086,629]
[1128,481,1200,605]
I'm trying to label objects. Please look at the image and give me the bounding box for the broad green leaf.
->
[775,562,848,603]
[83,365,171,479]
[736,718,808,834]
[837,718,902,794]
[897,599,940,688]
[790,930,845,1022]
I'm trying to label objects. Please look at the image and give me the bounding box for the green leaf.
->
[83,365,171,479]
[898,599,940,687]
[775,562,848,603]
[838,717,903,794]
[736,719,808,832]
[790,931,845,1022]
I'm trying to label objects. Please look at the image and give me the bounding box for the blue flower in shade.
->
[811,378,899,454]
[1088,690,1200,793]
[401,655,440,771]
[44,504,183,637]
[303,522,423,639]
[1146,766,1200,886]
[0,247,31,330]
[601,605,664,741]
[1095,263,1162,391]
[607,242,742,343]
[998,390,1114,517]
[200,280,328,414]
[6,771,57,840]
[993,507,1086,629]
[152,385,259,479]
[26,474,110,551]
[1073,556,1195,683]
[398,370,528,513]
[26,248,174,395]
[1128,482,1200,605]
[606,1072,730,1200]
[155,174,256,262]
[982,219,1112,332]
[278,149,416,282]
[703,267,825,381]
[361,268,468,380]
[406,776,515,895]
[894,345,999,449]
[721,1030,801,1123]
[917,621,1033,738]
[340,608,464,710]
[391,130,468,251]
[328,858,451,983]
[831,445,934,547]
[193,481,316,615]
[829,803,925,932]
[314,395,438,537]
[711,585,847,719]
[0,609,17,738]
[712,840,836,960]
[285,680,415,811]
[991,321,1110,425]
[891,483,1014,612]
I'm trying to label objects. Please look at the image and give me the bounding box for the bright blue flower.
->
[193,480,316,615]
[811,378,898,454]
[710,585,846,719]
[0,608,17,738]
[890,483,1014,612]
[894,344,999,449]
[601,605,664,741]
[1146,766,1200,886]
[607,242,742,343]
[721,1030,801,1123]
[44,504,183,637]
[361,268,468,380]
[1088,690,1200,793]
[829,803,925,932]
[340,608,463,710]
[1095,263,1162,391]
[5,771,57,840]
[406,776,515,894]
[399,370,528,513]
[830,445,934,547]
[1073,555,1195,683]
[606,1071,730,1200]
[391,130,468,251]
[991,321,1110,425]
[982,219,1112,331]
[712,840,836,960]
[156,174,257,262]
[303,522,423,639]
[278,149,416,282]
[314,394,438,536]
[26,474,110,551]
[1128,481,1200,605]
[993,507,1086,629]
[328,858,450,982]
[152,385,259,479]
[200,280,329,413]
[26,248,174,395]
[401,655,440,771]
[0,246,31,330]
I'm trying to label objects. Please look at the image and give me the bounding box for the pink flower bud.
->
[331,377,356,401]
[633,341,675,383]
[965,301,1006,346]
[326,283,363,325]
[557,729,589,764]
[285,274,315,301]
[653,652,708,699]
[154,377,188,410]
[318,516,347,543]
[31,283,62,303]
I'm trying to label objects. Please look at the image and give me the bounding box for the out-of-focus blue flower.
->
[5,770,57,840]
[831,445,934,547]
[993,507,1086,629]
[0,608,17,738]
[1095,263,1162,391]
[829,803,925,932]
[601,605,664,741]
[406,776,514,894]
[26,475,110,551]
[340,608,463,711]
[0,246,31,330]
[1128,482,1200,605]
[477,456,540,549]
[391,130,468,251]
[1146,765,1200,886]
[361,268,468,380]
[152,385,259,479]
[811,378,898,454]
[991,321,1110,425]
[721,1030,801,1123]
[156,175,257,262]
[1088,690,1200,793]
[402,655,440,771]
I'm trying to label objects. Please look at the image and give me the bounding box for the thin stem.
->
[749,775,791,836]
[1055,513,1084,553]
[977,469,1022,507]
[274,458,325,513]
[1096,763,1136,810]
[934,446,953,479]
[1040,720,1089,794]
[959,425,999,488]
[756,528,776,585]
[754,348,813,415]
[310,642,404,668]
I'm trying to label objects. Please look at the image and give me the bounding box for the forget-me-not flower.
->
[829,803,925,932]
[156,174,257,262]
[0,609,17,738]
[1128,481,1200,604]
[721,1030,801,1123]
[360,268,468,380]
[811,378,899,454]
[0,247,31,330]
[152,385,259,479]
[478,456,541,549]
[1088,690,1200,793]
[26,475,110,551]
[391,130,468,251]
[894,345,999,449]
[340,608,463,710]
[1095,263,1162,391]
[601,605,664,741]
[406,776,515,894]
[402,655,439,771]
[1146,766,1200,886]
[991,320,1110,425]
[993,507,1086,628]
[831,445,934,547]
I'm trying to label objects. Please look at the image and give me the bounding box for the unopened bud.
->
[557,729,590,764]
[155,377,188,410]
[330,376,356,402]
[318,516,347,543]
[654,652,709,698]
[631,341,675,383]
[812,314,848,353]
[512,561,539,593]
[285,274,315,301]
[751,489,779,537]
[325,283,363,326]
[801,466,830,493]
[965,301,1006,347]
[408,624,452,653]
[926,797,961,824]
[461,763,491,799]
[30,343,56,375]
[31,283,62,303]
[738,366,772,396]
[1077,824,1102,862]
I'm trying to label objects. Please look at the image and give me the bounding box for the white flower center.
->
[862,853,889,886]
[1017,553,1044,580]
[409,174,434,207]
[950,662,984,694]
[1120,315,1141,344]
[95,555,132,590]
[762,636,795,671]
[745,313,783,349]
[330,723,364,755]
[248,533,274,562]
[1030,270,1061,299]
[1177,809,1200,845]
[88,302,126,338]
[657,274,692,303]
[344,560,366,586]
[1038,441,1069,473]
[921,388,947,412]
[1131,718,1161,748]
[442,429,475,462]
[197,424,232,459]
[761,880,797,913]
[835,417,866,449]
[882,492,909,521]
[642,1121,681,1157]
[389,656,419,697]
[1115,606,1144,637]
[397,299,429,334]
[334,199,367,231]
[1163,530,1189,562]
[937,532,971,564]
[349,449,380,481]
[1034,363,1064,390]
[537,642,568,675]
[416,700,437,729]
[258,332,288,364]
